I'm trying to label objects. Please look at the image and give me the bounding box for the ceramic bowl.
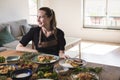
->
[6,56,20,64]
[11,69,32,80]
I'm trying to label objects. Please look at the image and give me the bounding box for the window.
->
[84,0,120,30]
[28,0,38,24]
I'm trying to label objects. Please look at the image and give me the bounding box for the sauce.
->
[16,73,30,78]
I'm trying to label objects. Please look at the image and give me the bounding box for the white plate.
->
[31,54,59,64]
[59,58,87,68]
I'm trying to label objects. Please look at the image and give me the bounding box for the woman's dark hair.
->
[39,7,57,33]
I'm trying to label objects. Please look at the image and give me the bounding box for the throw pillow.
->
[0,44,2,47]
[20,25,26,35]
[20,25,31,35]
[0,24,5,32]
[0,27,15,46]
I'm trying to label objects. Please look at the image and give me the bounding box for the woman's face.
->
[37,10,51,27]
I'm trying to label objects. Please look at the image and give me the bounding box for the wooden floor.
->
[65,40,120,67]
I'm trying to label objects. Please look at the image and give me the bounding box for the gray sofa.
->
[0,19,32,52]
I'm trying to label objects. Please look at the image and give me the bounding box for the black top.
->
[20,27,66,56]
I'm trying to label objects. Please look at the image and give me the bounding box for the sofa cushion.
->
[0,24,6,46]
[16,19,32,35]
[2,24,12,34]
[0,24,5,31]
[0,47,7,52]
[3,40,19,49]
[8,21,23,38]
[8,19,30,38]
[20,25,31,35]
[20,26,26,35]
[0,27,15,46]
[0,24,11,32]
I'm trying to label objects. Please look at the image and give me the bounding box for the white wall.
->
[1,0,120,43]
[0,0,29,23]
[41,0,120,43]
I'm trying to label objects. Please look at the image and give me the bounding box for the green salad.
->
[0,56,5,63]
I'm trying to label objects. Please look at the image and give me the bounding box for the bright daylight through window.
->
[84,0,120,30]
[28,0,37,24]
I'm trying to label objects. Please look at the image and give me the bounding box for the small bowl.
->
[6,56,20,64]
[11,69,32,80]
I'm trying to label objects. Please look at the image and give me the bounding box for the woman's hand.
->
[59,50,70,59]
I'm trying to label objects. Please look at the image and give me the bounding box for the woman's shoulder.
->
[30,26,41,31]
[57,28,64,33]
[56,28,65,36]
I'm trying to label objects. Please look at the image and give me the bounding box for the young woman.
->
[16,7,69,59]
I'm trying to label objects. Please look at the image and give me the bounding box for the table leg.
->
[79,43,81,59]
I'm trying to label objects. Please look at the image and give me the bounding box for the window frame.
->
[83,0,120,30]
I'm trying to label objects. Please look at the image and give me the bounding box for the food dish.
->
[11,69,32,80]
[71,72,99,80]
[59,58,86,68]
[31,54,59,64]
[6,56,20,63]
[36,65,58,79]
[21,52,38,61]
[0,56,5,63]
[0,64,16,75]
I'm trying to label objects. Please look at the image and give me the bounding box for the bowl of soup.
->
[11,69,32,80]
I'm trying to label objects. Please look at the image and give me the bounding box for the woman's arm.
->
[16,43,38,53]
[16,27,38,53]
[57,29,69,58]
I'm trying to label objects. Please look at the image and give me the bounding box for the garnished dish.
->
[31,54,59,64]
[37,71,57,79]
[36,65,58,80]
[17,61,38,70]
[71,72,99,80]
[0,64,16,75]
[21,52,38,61]
[0,56,5,63]
[59,58,86,68]
[71,67,102,80]
[38,55,54,63]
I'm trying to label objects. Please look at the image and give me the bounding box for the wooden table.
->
[0,50,23,58]
[1,50,120,80]
[86,62,120,80]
